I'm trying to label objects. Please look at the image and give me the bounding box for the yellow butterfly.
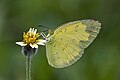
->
[41,20,101,68]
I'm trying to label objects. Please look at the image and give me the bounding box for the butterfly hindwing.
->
[46,20,101,68]
[46,36,84,68]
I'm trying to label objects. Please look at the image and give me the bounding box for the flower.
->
[16,28,46,48]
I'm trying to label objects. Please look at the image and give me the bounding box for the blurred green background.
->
[0,0,120,80]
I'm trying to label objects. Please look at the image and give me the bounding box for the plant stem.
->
[26,56,32,80]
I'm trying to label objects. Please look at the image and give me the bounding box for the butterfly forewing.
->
[46,20,101,68]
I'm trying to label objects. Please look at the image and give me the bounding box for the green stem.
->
[26,56,32,80]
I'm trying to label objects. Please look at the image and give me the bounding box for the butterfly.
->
[40,20,101,68]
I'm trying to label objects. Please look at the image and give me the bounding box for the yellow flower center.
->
[23,32,40,44]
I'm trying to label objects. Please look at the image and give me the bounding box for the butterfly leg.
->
[41,32,47,38]
[41,32,50,42]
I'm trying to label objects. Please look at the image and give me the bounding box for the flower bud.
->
[22,45,38,57]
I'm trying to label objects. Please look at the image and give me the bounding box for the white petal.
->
[29,28,32,36]
[32,28,34,33]
[16,42,27,46]
[37,40,46,45]
[33,44,38,48]
[37,42,45,45]
[29,28,32,32]
[34,29,37,35]
[30,43,38,48]
[41,39,47,43]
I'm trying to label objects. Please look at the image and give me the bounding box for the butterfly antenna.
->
[37,24,51,33]
[37,24,50,29]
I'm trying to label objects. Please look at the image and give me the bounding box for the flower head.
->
[16,28,46,48]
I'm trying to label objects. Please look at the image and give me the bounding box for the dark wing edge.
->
[79,20,101,49]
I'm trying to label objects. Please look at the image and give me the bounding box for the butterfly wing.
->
[46,20,101,68]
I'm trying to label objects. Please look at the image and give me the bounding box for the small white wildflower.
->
[16,28,46,48]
